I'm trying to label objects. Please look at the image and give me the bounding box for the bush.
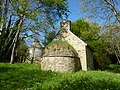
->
[104,64,120,73]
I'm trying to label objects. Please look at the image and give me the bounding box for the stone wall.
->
[62,31,88,70]
[41,57,81,72]
[26,57,42,64]
[55,29,88,70]
[86,47,94,69]
[55,20,93,70]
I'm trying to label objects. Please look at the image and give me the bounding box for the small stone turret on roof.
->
[27,39,43,64]
[30,39,42,49]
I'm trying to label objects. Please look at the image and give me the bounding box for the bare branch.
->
[104,0,120,23]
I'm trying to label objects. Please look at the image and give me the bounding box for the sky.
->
[56,0,85,27]
[67,0,85,22]
[67,0,104,26]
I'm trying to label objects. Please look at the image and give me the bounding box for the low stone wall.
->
[26,57,42,64]
[41,57,81,72]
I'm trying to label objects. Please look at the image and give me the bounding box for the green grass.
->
[0,63,59,90]
[0,63,120,90]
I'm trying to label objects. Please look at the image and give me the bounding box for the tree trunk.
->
[10,30,20,64]
[10,15,24,64]
[10,40,16,64]
[31,47,35,64]
[0,0,2,30]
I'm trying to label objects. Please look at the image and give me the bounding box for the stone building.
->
[41,20,94,72]
[27,39,43,64]
[41,40,81,72]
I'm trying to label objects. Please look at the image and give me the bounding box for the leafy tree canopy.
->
[71,19,100,43]
[0,0,69,62]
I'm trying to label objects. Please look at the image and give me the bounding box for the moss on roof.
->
[44,39,78,57]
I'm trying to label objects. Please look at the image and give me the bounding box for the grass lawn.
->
[0,63,120,90]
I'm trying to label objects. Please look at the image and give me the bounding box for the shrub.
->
[104,64,120,73]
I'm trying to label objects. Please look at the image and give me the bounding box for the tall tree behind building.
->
[100,23,120,64]
[71,19,111,68]
[0,0,69,63]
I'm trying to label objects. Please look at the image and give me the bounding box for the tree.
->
[100,23,120,64]
[80,0,120,24]
[71,19,100,43]
[71,19,111,68]
[42,30,56,47]
[0,0,69,63]
[15,40,28,63]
